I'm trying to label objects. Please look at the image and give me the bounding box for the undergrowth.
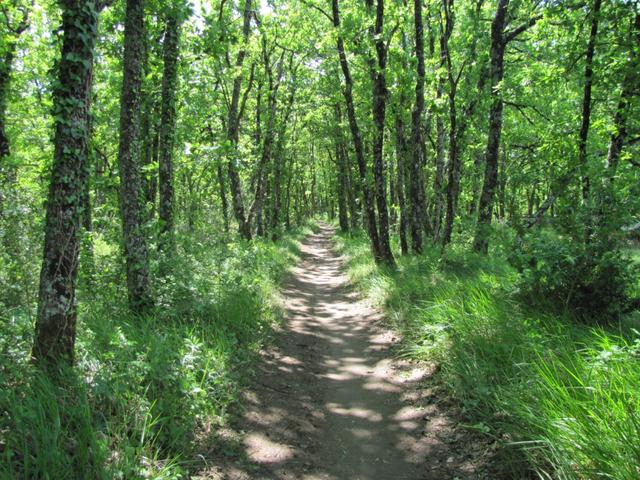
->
[335,230,640,480]
[0,222,316,479]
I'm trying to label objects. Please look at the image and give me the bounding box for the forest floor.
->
[196,224,495,479]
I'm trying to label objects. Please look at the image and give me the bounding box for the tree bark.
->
[158,7,182,250]
[472,0,508,254]
[332,0,382,261]
[33,0,106,365]
[217,162,230,232]
[271,59,298,238]
[394,109,409,255]
[0,7,29,215]
[577,0,601,209]
[116,0,153,313]
[370,0,395,266]
[432,0,454,241]
[226,0,253,240]
[334,106,349,233]
[409,0,427,254]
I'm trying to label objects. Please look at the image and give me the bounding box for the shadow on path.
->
[197,225,491,480]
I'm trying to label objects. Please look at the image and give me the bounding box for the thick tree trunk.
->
[409,0,426,254]
[117,0,153,313]
[226,0,253,240]
[158,8,182,250]
[332,0,382,261]
[333,146,349,232]
[33,0,104,365]
[472,0,508,254]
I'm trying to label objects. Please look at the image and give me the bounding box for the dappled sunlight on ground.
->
[196,225,491,480]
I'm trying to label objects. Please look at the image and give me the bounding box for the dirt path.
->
[200,225,491,479]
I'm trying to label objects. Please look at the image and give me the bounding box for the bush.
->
[514,230,638,323]
[338,229,640,479]
[0,222,312,479]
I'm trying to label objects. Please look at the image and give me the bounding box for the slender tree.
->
[226,0,253,240]
[332,0,382,261]
[472,0,540,252]
[369,0,395,266]
[409,0,426,254]
[158,4,184,250]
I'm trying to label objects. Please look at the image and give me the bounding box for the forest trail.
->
[201,224,486,479]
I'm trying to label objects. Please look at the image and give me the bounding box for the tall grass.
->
[0,222,315,479]
[336,231,640,479]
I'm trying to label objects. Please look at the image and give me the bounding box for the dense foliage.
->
[0,0,638,476]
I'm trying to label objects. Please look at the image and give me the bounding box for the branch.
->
[299,0,334,23]
[238,62,256,124]
[504,100,536,125]
[385,22,400,54]
[505,13,543,44]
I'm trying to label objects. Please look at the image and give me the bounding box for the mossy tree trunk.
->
[117,0,153,312]
[158,6,183,251]
[33,0,108,366]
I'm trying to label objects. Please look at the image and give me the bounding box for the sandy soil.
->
[196,225,495,480]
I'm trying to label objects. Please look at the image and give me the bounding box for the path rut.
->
[200,225,489,479]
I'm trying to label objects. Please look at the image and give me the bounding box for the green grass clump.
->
[336,230,640,479]
[0,222,314,479]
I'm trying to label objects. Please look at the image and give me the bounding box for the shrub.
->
[514,230,638,323]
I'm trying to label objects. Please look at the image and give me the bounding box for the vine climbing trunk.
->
[117,0,153,313]
[33,0,107,365]
[158,6,183,251]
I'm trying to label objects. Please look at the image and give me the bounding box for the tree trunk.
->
[442,1,486,244]
[394,109,409,255]
[226,0,253,240]
[472,0,508,254]
[116,0,153,313]
[217,162,230,232]
[271,61,297,238]
[334,105,350,233]
[370,0,395,266]
[332,0,382,261]
[158,7,182,251]
[0,48,16,169]
[409,0,427,254]
[577,0,601,208]
[33,0,105,365]
[345,146,359,231]
[0,10,28,215]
